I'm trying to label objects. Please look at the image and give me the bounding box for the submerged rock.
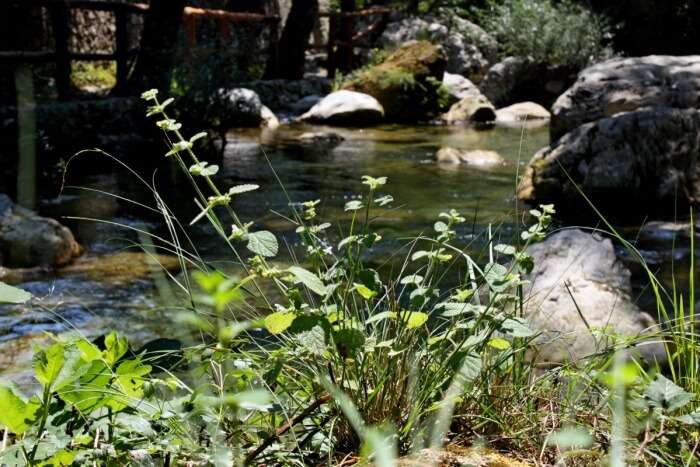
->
[0,194,82,268]
[343,41,447,122]
[518,107,700,218]
[442,94,496,124]
[299,90,384,126]
[380,14,497,83]
[60,251,182,284]
[522,229,665,365]
[551,55,700,141]
[296,131,345,147]
[435,148,504,168]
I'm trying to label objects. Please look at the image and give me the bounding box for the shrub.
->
[476,0,614,68]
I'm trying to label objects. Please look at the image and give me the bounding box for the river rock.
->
[495,102,551,128]
[442,94,496,124]
[435,148,504,168]
[480,56,577,108]
[260,105,280,129]
[518,107,700,218]
[297,131,345,146]
[213,88,264,128]
[343,41,447,122]
[551,55,700,141]
[380,14,497,83]
[442,72,481,105]
[299,90,384,126]
[523,229,665,365]
[0,194,82,269]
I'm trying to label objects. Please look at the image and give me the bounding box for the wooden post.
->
[266,16,280,78]
[49,3,71,100]
[114,5,128,95]
[326,15,336,77]
[15,65,37,210]
[338,0,355,73]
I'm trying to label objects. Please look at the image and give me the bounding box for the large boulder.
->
[551,55,700,141]
[517,107,700,218]
[213,88,264,128]
[480,57,578,109]
[379,14,497,83]
[299,90,384,126]
[0,195,82,268]
[495,101,551,129]
[343,41,448,122]
[442,72,481,105]
[523,229,664,365]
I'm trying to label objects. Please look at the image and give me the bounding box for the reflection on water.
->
[1,122,696,377]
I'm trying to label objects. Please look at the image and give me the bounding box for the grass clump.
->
[476,0,614,69]
[0,93,699,466]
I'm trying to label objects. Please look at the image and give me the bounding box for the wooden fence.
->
[0,1,280,99]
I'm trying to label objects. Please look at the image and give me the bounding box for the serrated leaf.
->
[246,230,278,257]
[0,282,31,304]
[264,312,297,334]
[228,184,259,195]
[494,244,516,256]
[288,266,327,296]
[645,374,694,412]
[0,383,40,434]
[34,342,91,392]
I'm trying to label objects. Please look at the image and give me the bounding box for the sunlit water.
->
[0,122,693,379]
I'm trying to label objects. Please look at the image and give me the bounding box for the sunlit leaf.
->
[288,266,327,296]
[264,312,297,334]
[246,230,278,257]
[0,282,31,304]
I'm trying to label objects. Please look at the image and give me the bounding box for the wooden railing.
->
[1,1,280,100]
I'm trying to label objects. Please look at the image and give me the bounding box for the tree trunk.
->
[264,0,318,79]
[336,0,355,73]
[123,0,186,95]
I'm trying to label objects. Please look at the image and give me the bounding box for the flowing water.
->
[0,122,693,380]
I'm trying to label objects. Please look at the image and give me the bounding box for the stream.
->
[0,122,693,382]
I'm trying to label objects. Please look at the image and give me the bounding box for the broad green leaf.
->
[288,266,327,296]
[59,360,112,413]
[0,383,40,434]
[488,337,511,350]
[34,342,90,391]
[502,317,535,337]
[228,184,259,195]
[366,311,397,325]
[494,244,516,256]
[645,374,694,412]
[400,274,423,286]
[440,302,485,317]
[103,332,129,365]
[0,281,31,304]
[401,311,428,329]
[459,353,482,382]
[229,390,272,411]
[353,283,377,300]
[676,410,700,425]
[264,312,297,334]
[246,230,278,257]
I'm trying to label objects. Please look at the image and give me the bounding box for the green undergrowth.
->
[0,92,698,466]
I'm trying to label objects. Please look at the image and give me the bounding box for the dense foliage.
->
[476,0,613,68]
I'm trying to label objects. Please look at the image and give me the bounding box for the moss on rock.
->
[343,41,448,122]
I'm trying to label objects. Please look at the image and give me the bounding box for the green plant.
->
[477,0,613,68]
